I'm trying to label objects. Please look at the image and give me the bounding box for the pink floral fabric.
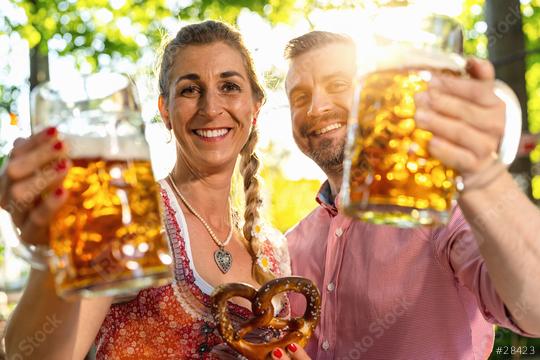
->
[94,185,290,359]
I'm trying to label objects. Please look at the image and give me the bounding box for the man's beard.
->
[308,136,346,174]
[300,109,348,175]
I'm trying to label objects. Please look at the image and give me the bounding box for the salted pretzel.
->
[211,276,321,360]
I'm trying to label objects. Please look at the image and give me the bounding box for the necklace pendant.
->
[214,247,233,274]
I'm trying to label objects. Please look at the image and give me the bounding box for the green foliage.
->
[523,1,540,135]
[0,85,20,115]
[259,143,321,232]
[6,0,172,67]
[179,0,303,24]
[2,0,309,71]
[520,1,540,200]
[459,0,488,57]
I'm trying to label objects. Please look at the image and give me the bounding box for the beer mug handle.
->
[1,209,51,271]
[494,80,522,166]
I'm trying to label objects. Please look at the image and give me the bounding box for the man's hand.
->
[414,58,505,182]
[414,57,540,335]
[270,343,311,360]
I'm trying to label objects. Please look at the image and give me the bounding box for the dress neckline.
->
[159,179,252,321]
[160,179,215,295]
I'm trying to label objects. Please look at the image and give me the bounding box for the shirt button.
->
[327,282,335,292]
[335,227,343,237]
[322,340,330,351]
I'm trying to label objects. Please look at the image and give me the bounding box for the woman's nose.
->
[199,90,225,118]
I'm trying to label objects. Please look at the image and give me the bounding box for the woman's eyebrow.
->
[174,73,200,85]
[220,71,245,80]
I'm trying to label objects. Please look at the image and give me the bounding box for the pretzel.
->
[211,276,321,360]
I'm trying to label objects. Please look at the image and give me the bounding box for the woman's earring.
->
[252,117,257,126]
[166,128,173,144]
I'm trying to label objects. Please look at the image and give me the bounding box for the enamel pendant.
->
[214,247,233,274]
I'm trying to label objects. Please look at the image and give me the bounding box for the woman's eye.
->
[221,82,241,93]
[179,85,200,97]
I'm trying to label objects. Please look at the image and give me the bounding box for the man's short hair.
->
[284,31,355,60]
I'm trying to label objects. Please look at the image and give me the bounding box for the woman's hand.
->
[270,343,311,360]
[0,126,70,246]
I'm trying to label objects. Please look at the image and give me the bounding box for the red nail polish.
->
[54,187,64,197]
[55,159,67,172]
[273,348,283,359]
[53,141,63,151]
[46,127,57,137]
[287,343,298,353]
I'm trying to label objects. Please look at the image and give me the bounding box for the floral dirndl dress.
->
[95,180,291,359]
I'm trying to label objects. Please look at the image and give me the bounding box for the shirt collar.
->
[316,181,339,217]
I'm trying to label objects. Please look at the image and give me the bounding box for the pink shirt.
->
[287,182,530,360]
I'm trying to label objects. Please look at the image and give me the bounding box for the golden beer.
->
[50,156,172,298]
[342,66,461,226]
[28,73,173,298]
[337,5,471,227]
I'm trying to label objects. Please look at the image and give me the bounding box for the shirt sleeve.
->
[433,207,534,337]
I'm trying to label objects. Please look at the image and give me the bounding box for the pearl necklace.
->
[167,175,233,274]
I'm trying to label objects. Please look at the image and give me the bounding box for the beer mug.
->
[340,8,521,227]
[19,73,173,298]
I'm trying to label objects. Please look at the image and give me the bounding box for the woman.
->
[3,21,306,360]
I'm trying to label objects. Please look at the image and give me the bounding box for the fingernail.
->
[53,141,63,151]
[273,348,283,359]
[46,127,58,137]
[55,159,67,172]
[287,343,298,353]
[54,187,64,197]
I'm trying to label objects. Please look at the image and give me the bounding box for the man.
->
[283,31,540,359]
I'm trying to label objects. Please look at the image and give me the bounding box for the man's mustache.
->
[299,110,349,137]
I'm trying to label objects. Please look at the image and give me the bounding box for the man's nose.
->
[199,89,225,118]
[307,89,332,118]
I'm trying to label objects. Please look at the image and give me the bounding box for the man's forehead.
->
[286,43,356,90]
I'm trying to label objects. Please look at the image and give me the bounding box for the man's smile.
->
[312,122,345,136]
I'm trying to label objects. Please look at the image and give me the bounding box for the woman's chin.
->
[188,154,238,174]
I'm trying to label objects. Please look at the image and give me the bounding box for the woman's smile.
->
[192,127,233,143]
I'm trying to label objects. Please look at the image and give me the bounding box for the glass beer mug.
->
[340,5,521,227]
[22,73,173,298]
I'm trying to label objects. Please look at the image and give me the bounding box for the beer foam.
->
[363,45,466,74]
[64,134,151,160]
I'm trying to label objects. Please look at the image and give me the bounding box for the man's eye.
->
[293,94,308,106]
[328,81,350,93]
[221,82,241,93]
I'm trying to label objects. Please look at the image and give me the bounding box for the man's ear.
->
[158,95,171,130]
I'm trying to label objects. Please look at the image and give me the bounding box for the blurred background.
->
[0,0,539,358]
